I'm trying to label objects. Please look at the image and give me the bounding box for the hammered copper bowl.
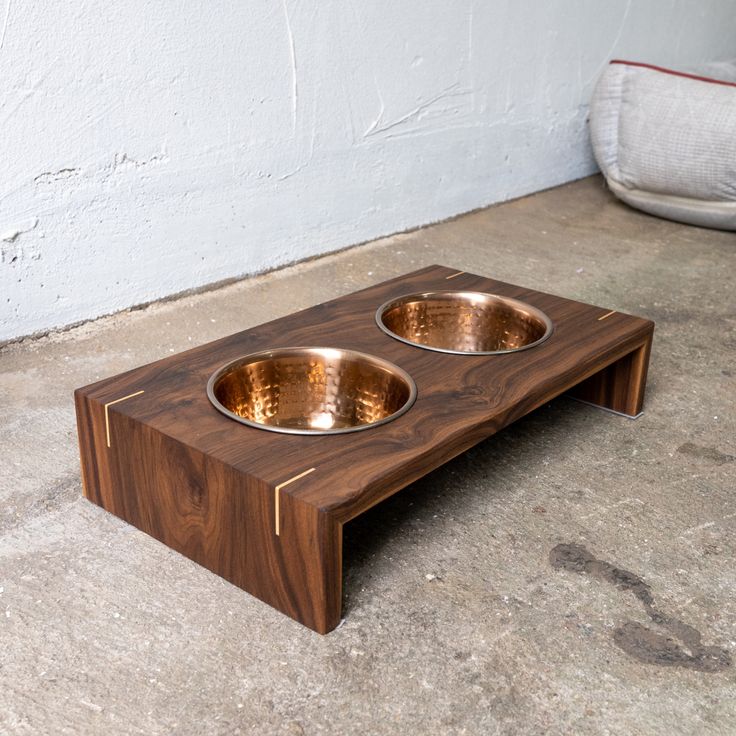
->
[207,347,417,435]
[376,291,553,355]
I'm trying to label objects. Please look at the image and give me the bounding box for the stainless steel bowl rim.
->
[375,290,554,355]
[206,346,418,435]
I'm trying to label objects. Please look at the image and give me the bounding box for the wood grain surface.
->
[75,264,654,633]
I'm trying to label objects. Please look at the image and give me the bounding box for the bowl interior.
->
[377,291,552,354]
[208,347,416,434]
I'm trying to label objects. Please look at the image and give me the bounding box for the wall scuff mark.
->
[109,151,168,174]
[34,169,80,185]
[0,0,11,54]
[363,83,472,140]
[281,0,298,135]
[2,217,38,244]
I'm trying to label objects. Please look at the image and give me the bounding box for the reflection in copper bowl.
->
[207,347,417,435]
[376,291,553,355]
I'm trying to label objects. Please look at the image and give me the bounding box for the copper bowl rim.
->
[206,346,418,435]
[375,290,554,355]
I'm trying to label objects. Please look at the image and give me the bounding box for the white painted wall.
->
[2,1,735,342]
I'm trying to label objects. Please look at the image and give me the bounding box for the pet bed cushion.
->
[590,59,736,231]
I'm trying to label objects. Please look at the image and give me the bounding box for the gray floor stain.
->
[550,543,731,673]
[677,442,734,465]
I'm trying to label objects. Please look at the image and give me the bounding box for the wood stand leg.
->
[567,337,653,418]
[277,495,343,634]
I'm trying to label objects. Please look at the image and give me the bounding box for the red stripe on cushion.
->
[610,59,736,88]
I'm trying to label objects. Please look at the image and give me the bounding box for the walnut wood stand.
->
[75,265,654,633]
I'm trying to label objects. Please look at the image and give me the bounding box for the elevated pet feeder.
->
[75,265,654,633]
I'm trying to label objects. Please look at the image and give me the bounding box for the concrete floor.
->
[1,176,735,735]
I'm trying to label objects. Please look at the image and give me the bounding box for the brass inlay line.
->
[104,390,145,448]
[274,467,316,536]
[445,271,465,280]
[597,310,616,322]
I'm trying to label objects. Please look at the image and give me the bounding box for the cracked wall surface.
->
[1,1,735,342]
